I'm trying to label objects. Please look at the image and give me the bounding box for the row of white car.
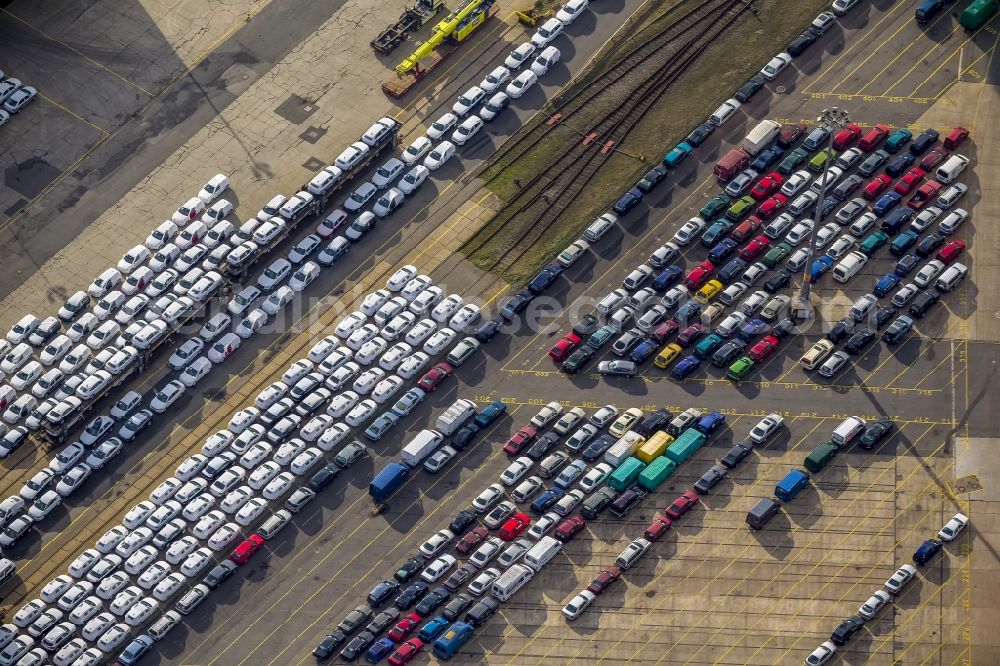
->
[0,70,38,128]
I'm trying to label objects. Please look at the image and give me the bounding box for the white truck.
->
[435,398,476,436]
[400,429,443,467]
[742,119,782,156]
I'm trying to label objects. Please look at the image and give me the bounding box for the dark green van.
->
[804,441,839,473]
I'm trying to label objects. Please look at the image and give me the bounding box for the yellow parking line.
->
[855,15,961,97]
[891,339,963,390]
[909,25,999,99]
[38,93,110,135]
[829,11,924,94]
[971,23,1000,135]
[887,585,968,663]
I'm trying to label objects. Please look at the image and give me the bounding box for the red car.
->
[388,638,424,665]
[664,490,699,520]
[936,239,966,265]
[683,260,714,290]
[738,234,771,261]
[643,515,673,542]
[893,167,925,195]
[554,514,587,542]
[750,172,784,201]
[777,122,807,147]
[229,534,264,565]
[907,179,942,210]
[863,174,892,201]
[498,513,531,541]
[503,426,537,455]
[587,566,622,595]
[858,123,890,151]
[730,215,763,242]
[943,126,969,150]
[756,194,787,220]
[748,334,780,362]
[651,319,680,343]
[920,147,949,170]
[417,362,454,392]
[388,613,422,642]
[676,323,706,346]
[832,123,862,150]
[548,333,582,361]
[455,525,489,554]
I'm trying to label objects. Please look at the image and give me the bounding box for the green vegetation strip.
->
[465,0,832,286]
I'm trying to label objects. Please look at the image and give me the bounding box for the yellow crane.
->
[394,0,494,76]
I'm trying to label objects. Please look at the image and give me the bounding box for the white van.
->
[604,431,646,467]
[935,262,968,292]
[709,98,741,126]
[849,294,878,322]
[833,251,868,283]
[400,429,444,467]
[522,536,562,572]
[935,154,970,184]
[435,399,476,436]
[258,509,292,539]
[831,416,866,447]
[491,563,534,601]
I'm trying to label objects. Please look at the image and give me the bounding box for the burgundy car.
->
[502,426,538,455]
[676,323,707,347]
[665,490,699,520]
[417,362,454,392]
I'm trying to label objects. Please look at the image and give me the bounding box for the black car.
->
[693,465,729,495]
[831,175,864,201]
[393,555,427,584]
[711,339,747,367]
[637,165,669,193]
[751,146,785,171]
[686,122,715,146]
[561,347,595,373]
[786,30,818,56]
[609,486,647,517]
[915,232,945,257]
[394,582,429,610]
[442,593,475,621]
[844,329,875,354]
[858,417,894,449]
[367,580,400,608]
[882,315,913,344]
[763,270,791,293]
[464,597,501,627]
[718,257,749,284]
[581,434,615,462]
[858,149,890,176]
[572,314,599,336]
[708,238,739,264]
[909,290,939,318]
[365,609,400,634]
[881,207,914,234]
[885,152,916,177]
[819,195,839,219]
[735,74,766,103]
[770,318,796,339]
[337,605,373,634]
[474,317,502,342]
[526,432,559,460]
[830,616,866,646]
[415,587,450,616]
[825,319,852,344]
[909,128,939,155]
[499,290,534,320]
[872,305,897,330]
[313,630,347,659]
[529,263,563,295]
[894,254,920,276]
[339,631,375,661]
[635,409,671,437]
[721,441,754,468]
[202,560,238,590]
[451,424,479,451]
[308,463,341,492]
[449,509,478,535]
[580,486,618,520]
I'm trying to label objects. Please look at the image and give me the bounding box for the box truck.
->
[638,456,677,491]
[664,429,707,464]
[603,431,646,467]
[400,429,443,467]
[369,462,410,502]
[436,399,477,436]
[743,120,782,156]
[608,457,647,492]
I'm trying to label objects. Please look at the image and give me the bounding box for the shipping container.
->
[960,0,999,29]
[608,457,647,491]
[664,429,707,464]
[637,456,677,491]
[635,431,674,464]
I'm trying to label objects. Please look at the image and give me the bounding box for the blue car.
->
[889,229,919,257]
[873,273,900,297]
[671,355,701,379]
[530,487,565,515]
[751,145,785,171]
[696,410,726,434]
[630,340,658,364]
[719,257,749,284]
[708,238,739,264]
[652,265,684,291]
[364,412,399,441]
[674,301,701,324]
[894,254,920,277]
[736,318,768,342]
[366,637,395,663]
[700,220,734,247]
[810,255,834,282]
[873,191,902,217]
[528,263,563,295]
[474,400,507,428]
[662,141,693,169]
[612,187,644,215]
[418,615,450,642]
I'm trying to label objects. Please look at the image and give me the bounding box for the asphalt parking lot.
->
[0,0,997,664]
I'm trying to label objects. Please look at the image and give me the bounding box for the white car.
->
[422,327,457,355]
[372,157,406,190]
[398,164,430,196]
[235,309,268,339]
[936,182,967,209]
[146,220,178,250]
[556,0,587,22]
[220,486,255,514]
[505,69,538,99]
[938,512,969,542]
[452,116,484,146]
[760,52,792,80]
[426,113,458,141]
[468,568,501,596]
[424,141,456,170]
[197,174,230,204]
[531,45,561,76]
[234,498,268,526]
[180,548,214,577]
[117,245,150,275]
[182,494,215,522]
[452,86,486,117]
[531,17,564,47]
[150,380,185,412]
[449,304,481,332]
[505,41,536,69]
[780,170,811,197]
[472,483,504,513]
[500,457,532,486]
[248,462,282,489]
[562,589,596,619]
[262,473,295,500]
[748,413,784,443]
[344,181,378,212]
[672,217,705,246]
[7,314,40,345]
[372,188,405,218]
[418,529,455,557]
[479,66,511,95]
[289,261,321,292]
[402,136,433,166]
[421,554,457,583]
[397,352,430,379]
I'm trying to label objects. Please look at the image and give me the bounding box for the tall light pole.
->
[793,106,851,321]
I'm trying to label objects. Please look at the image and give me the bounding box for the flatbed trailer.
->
[371,0,446,54]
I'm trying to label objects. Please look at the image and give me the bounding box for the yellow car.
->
[653,343,683,369]
[694,279,723,303]
[609,407,644,438]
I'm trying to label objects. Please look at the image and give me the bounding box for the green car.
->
[725,195,756,222]
[699,194,732,220]
[859,231,889,255]
[884,128,912,153]
[587,324,617,350]
[561,347,595,373]
[778,147,810,175]
[762,242,794,268]
[727,356,755,381]
[693,333,725,360]
[807,147,837,172]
